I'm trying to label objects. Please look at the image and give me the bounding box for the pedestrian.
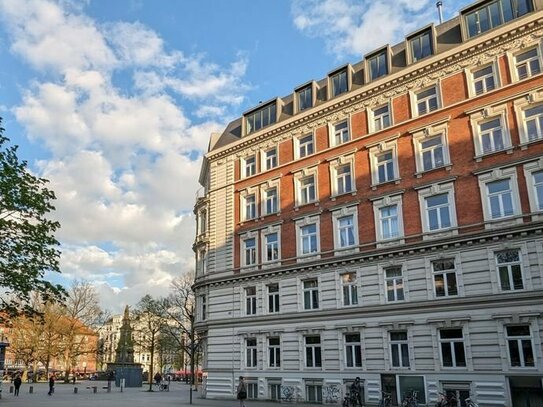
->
[13,373,22,396]
[154,372,162,388]
[236,376,247,407]
[48,374,55,396]
[350,377,363,406]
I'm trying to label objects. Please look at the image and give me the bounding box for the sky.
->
[0,0,472,313]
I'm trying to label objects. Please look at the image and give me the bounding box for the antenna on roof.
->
[436,1,444,24]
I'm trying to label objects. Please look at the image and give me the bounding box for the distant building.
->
[194,1,543,406]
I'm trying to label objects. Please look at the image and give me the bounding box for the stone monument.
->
[107,306,143,387]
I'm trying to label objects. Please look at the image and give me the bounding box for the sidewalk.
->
[0,381,323,406]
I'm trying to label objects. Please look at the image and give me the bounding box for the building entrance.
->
[509,376,543,407]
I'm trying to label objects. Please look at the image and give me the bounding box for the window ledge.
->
[371,178,402,190]
[330,190,357,200]
[422,228,458,240]
[259,212,281,220]
[483,217,523,229]
[376,238,405,248]
[294,201,320,211]
[297,254,321,263]
[415,164,452,178]
[474,147,514,162]
[334,248,359,256]
[519,137,543,150]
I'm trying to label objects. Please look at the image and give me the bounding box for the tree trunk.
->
[148,335,155,392]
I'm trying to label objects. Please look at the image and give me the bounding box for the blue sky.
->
[0,0,471,312]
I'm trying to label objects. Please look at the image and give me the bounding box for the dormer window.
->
[368,49,388,81]
[297,85,313,112]
[408,29,433,63]
[463,0,533,39]
[245,102,277,135]
[331,69,348,97]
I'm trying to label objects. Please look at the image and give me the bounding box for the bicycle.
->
[401,389,419,407]
[378,391,392,407]
[436,391,457,407]
[464,396,479,407]
[342,389,362,407]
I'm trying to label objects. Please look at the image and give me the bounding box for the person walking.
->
[13,374,22,396]
[236,376,247,407]
[47,374,55,396]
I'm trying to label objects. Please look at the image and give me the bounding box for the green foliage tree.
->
[0,118,65,317]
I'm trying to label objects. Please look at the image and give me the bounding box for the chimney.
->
[436,1,444,24]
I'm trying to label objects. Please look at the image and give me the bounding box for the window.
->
[303,279,319,310]
[390,331,410,368]
[409,30,433,63]
[425,193,452,231]
[486,179,514,219]
[244,193,257,220]
[246,337,257,367]
[464,0,533,38]
[331,69,348,97]
[269,383,282,401]
[247,382,258,399]
[197,208,207,235]
[263,232,279,263]
[531,170,543,210]
[496,250,524,291]
[421,136,445,171]
[376,151,395,184]
[305,336,322,367]
[380,205,400,240]
[306,383,323,403]
[335,164,353,195]
[432,259,458,297]
[385,266,404,302]
[332,205,359,253]
[299,175,317,205]
[472,64,497,95]
[341,272,358,306]
[506,325,534,367]
[264,148,278,170]
[244,156,256,178]
[297,134,314,158]
[368,50,388,80]
[523,104,543,142]
[479,117,506,154]
[297,85,313,112]
[514,47,541,80]
[268,337,281,367]
[345,333,362,368]
[414,86,439,116]
[439,329,466,367]
[264,187,278,215]
[300,224,318,256]
[337,216,356,249]
[268,283,280,313]
[372,104,391,132]
[246,103,276,135]
[200,295,207,321]
[243,237,257,267]
[245,286,257,315]
[411,122,451,175]
[197,248,207,275]
[332,120,350,146]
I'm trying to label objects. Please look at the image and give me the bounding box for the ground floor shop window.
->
[305,381,323,403]
[247,382,258,399]
[268,382,281,401]
[442,381,471,407]
[398,376,426,404]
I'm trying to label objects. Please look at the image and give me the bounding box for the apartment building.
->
[193,1,543,405]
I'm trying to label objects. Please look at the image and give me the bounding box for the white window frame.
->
[384,266,405,303]
[331,205,359,255]
[439,328,467,368]
[344,332,362,368]
[328,118,351,147]
[240,187,259,222]
[368,102,392,133]
[389,331,410,368]
[478,167,522,227]
[261,224,281,265]
[197,247,207,275]
[505,325,535,368]
[295,215,321,261]
[295,133,315,159]
[523,158,543,219]
[508,43,543,82]
[261,147,278,171]
[245,286,257,315]
[411,120,451,175]
[294,166,319,207]
[340,271,359,307]
[513,90,543,146]
[242,155,257,178]
[372,193,404,246]
[245,337,258,368]
[268,336,281,368]
[469,104,512,158]
[302,278,320,310]
[260,179,280,216]
[329,154,356,197]
[304,335,322,368]
[495,249,525,292]
[416,181,457,238]
[465,60,500,97]
[267,283,280,314]
[368,137,400,187]
[240,230,259,269]
[431,258,459,298]
[410,83,442,117]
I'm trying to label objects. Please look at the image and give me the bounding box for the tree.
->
[159,272,202,404]
[0,118,65,317]
[134,294,167,392]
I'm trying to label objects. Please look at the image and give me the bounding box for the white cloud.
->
[0,0,249,313]
[291,0,467,58]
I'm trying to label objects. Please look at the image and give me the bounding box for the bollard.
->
[29,386,33,394]
[107,382,111,393]
[93,386,97,393]
[74,387,78,394]
[9,386,13,393]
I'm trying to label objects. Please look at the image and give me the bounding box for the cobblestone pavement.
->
[0,381,322,406]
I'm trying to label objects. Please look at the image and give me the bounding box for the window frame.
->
[261,180,280,216]
[438,328,467,368]
[329,154,356,197]
[295,133,316,159]
[295,215,321,261]
[240,230,259,269]
[328,119,351,147]
[268,336,281,368]
[365,46,390,81]
[328,66,351,98]
[406,26,435,64]
[304,335,323,368]
[242,155,257,178]
[384,266,405,303]
[431,258,459,298]
[505,324,535,368]
[509,43,542,82]
[410,84,441,117]
[372,193,404,245]
[261,224,281,265]
[416,181,458,237]
[295,82,316,113]
[523,159,543,218]
[469,104,512,158]
[245,286,257,316]
[344,332,363,368]
[245,337,258,368]
[495,249,524,292]
[332,205,359,255]
[368,138,400,187]
[411,120,451,175]
[513,90,543,146]
[302,278,320,310]
[389,331,410,368]
[477,167,521,226]
[244,100,278,135]
[267,283,280,314]
[261,147,278,171]
[294,167,319,207]
[340,271,359,307]
[466,60,500,98]
[369,102,393,133]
